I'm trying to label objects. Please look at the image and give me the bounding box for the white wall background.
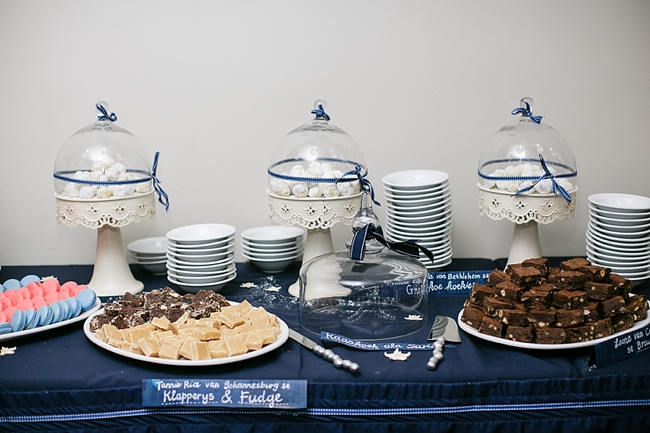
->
[0,0,648,265]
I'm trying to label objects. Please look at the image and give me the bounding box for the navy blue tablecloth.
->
[1,260,649,433]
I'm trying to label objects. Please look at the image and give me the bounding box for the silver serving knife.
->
[289,329,360,374]
[427,315,462,343]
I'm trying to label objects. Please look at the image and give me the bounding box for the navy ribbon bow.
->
[511,100,542,124]
[338,165,381,207]
[349,223,434,263]
[515,154,572,203]
[96,104,117,122]
[311,104,330,121]
[151,152,170,211]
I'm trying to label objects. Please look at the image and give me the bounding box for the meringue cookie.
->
[534,179,553,194]
[308,186,322,198]
[291,183,308,198]
[323,184,340,198]
[96,186,113,199]
[104,165,120,181]
[73,170,91,181]
[63,183,80,198]
[135,181,152,193]
[113,184,135,197]
[307,162,323,177]
[270,179,291,196]
[79,186,97,199]
[289,165,305,177]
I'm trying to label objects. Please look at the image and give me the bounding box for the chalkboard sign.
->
[142,379,307,409]
[592,324,650,368]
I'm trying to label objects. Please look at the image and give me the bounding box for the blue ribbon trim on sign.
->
[349,223,434,263]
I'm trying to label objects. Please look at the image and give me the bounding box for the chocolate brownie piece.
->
[626,295,648,321]
[536,283,557,293]
[549,271,586,289]
[497,309,529,326]
[522,258,549,276]
[555,309,584,327]
[495,281,525,302]
[609,274,632,299]
[566,325,593,343]
[584,281,616,301]
[612,312,635,333]
[552,290,587,309]
[506,265,543,286]
[527,309,556,328]
[582,302,600,323]
[478,316,503,337]
[535,327,567,344]
[487,269,510,287]
[103,302,122,317]
[461,306,484,329]
[548,266,561,277]
[579,265,610,282]
[89,314,111,332]
[483,297,514,317]
[600,296,627,316]
[470,284,498,307]
[505,325,534,343]
[591,318,613,339]
[560,257,591,271]
[521,288,551,309]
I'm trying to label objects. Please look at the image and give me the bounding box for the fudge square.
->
[584,281,615,301]
[460,306,484,329]
[505,325,534,343]
[549,271,585,289]
[495,281,525,301]
[552,290,587,310]
[560,258,590,272]
[478,316,503,337]
[535,327,566,344]
[506,265,544,286]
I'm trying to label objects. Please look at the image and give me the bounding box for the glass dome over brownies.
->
[54,102,169,296]
[477,97,578,265]
[268,99,373,297]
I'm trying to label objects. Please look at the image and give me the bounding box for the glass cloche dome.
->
[299,225,429,340]
[267,99,366,199]
[478,97,577,199]
[54,102,154,201]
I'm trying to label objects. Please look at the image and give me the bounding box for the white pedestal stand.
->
[55,191,155,296]
[477,185,576,268]
[268,192,361,297]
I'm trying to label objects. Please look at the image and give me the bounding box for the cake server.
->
[427,315,462,343]
[289,328,360,374]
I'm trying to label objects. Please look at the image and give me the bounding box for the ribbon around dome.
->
[515,154,572,203]
[151,151,169,211]
[349,223,434,262]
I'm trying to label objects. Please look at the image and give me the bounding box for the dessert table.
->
[1,260,649,433]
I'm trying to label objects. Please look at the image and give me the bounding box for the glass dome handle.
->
[311,98,330,121]
[96,101,117,122]
[511,97,542,124]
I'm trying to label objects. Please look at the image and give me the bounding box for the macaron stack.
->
[0,275,97,334]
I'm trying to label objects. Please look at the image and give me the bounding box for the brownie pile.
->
[89,287,229,332]
[461,258,648,344]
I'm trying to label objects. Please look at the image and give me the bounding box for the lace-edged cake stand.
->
[478,185,577,266]
[268,191,362,297]
[55,191,155,296]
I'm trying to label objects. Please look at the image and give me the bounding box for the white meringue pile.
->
[269,161,360,199]
[60,156,152,200]
[481,163,575,194]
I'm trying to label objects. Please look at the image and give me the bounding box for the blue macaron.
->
[57,300,71,321]
[0,283,4,293]
[20,275,41,287]
[77,289,97,312]
[3,279,21,291]
[0,323,12,334]
[24,308,39,330]
[37,305,53,326]
[10,310,26,332]
[65,297,81,319]
[49,302,61,323]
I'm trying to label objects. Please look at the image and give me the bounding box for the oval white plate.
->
[457,297,650,350]
[83,302,289,366]
[0,299,101,343]
[382,170,449,189]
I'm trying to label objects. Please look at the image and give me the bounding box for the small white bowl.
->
[383,182,448,196]
[138,262,167,275]
[166,261,232,274]
[241,226,304,244]
[168,236,234,249]
[382,170,449,190]
[241,238,300,250]
[127,236,168,255]
[386,206,452,221]
[242,249,302,260]
[586,245,650,263]
[167,264,236,280]
[386,197,452,213]
[129,255,167,264]
[385,221,451,235]
[588,193,650,212]
[244,257,296,273]
[591,219,650,233]
[589,211,650,226]
[241,243,302,254]
[167,250,234,263]
[587,255,650,269]
[166,224,236,245]
[167,273,236,293]
[166,255,234,268]
[386,215,452,230]
[586,239,650,257]
[588,204,650,219]
[384,187,450,201]
[589,223,650,239]
[586,230,650,249]
[385,194,450,208]
[385,229,452,244]
[167,242,235,255]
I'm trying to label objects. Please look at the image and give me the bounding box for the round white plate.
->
[588,204,650,219]
[129,257,167,265]
[127,237,168,255]
[241,252,301,262]
[83,302,289,366]
[166,255,234,268]
[587,230,650,250]
[167,224,236,244]
[457,297,650,350]
[586,237,650,256]
[386,216,452,231]
[384,187,451,201]
[167,242,235,255]
[385,195,451,209]
[588,193,650,212]
[591,219,650,233]
[241,226,304,243]
[241,244,301,255]
[0,299,101,343]
[382,170,449,189]
[588,225,650,244]
[241,239,299,249]
[585,245,650,263]
[383,183,449,196]
[586,255,650,270]
[168,236,234,249]
[589,211,650,226]
[386,201,452,215]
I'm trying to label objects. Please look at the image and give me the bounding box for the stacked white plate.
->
[165,224,237,292]
[241,226,304,273]
[127,237,168,275]
[382,170,452,269]
[587,193,650,282]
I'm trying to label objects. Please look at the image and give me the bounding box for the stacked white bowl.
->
[127,237,168,275]
[165,224,237,292]
[382,170,452,269]
[241,226,304,273]
[587,193,650,282]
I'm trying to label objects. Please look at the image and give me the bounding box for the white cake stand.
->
[477,185,576,266]
[55,191,155,296]
[268,191,362,296]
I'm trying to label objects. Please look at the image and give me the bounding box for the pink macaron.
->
[4,306,17,320]
[17,299,33,311]
[45,293,59,305]
[6,291,22,306]
[28,282,44,298]
[0,295,11,311]
[41,278,60,294]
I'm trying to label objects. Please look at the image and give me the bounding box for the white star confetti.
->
[404,314,423,321]
[240,282,258,288]
[384,348,411,361]
[0,346,17,356]
[264,286,281,292]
